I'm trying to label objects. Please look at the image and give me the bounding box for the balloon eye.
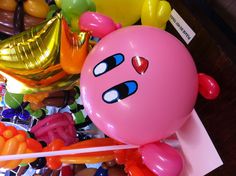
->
[93,53,124,77]
[102,81,138,103]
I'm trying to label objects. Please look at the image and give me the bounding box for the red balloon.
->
[198,73,220,100]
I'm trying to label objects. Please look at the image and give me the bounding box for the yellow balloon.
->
[141,0,171,29]
[93,0,145,26]
[0,14,89,94]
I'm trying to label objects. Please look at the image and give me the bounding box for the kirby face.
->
[81,26,198,145]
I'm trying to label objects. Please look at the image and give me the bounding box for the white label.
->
[169,9,196,44]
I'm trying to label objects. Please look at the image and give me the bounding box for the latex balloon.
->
[44,139,64,170]
[2,107,30,120]
[0,14,81,94]
[0,122,41,169]
[0,0,17,11]
[61,0,96,29]
[80,26,198,145]
[4,142,27,169]
[23,0,50,18]
[24,92,49,110]
[140,143,183,176]
[55,0,62,8]
[93,0,145,26]
[141,0,171,29]
[30,113,77,145]
[0,137,19,167]
[79,12,121,38]
[42,89,76,107]
[0,131,37,169]
[60,138,116,164]
[4,91,24,109]
[198,73,220,100]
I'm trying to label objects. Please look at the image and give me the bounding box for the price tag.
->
[169,9,196,44]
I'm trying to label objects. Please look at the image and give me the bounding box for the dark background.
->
[168,0,236,175]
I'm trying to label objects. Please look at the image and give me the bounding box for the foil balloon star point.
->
[0,13,91,94]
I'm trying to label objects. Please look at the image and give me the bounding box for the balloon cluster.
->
[0,0,220,176]
[0,0,50,35]
[0,122,41,169]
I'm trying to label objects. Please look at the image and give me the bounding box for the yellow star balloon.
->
[0,13,90,94]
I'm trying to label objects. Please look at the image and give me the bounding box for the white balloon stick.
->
[0,144,139,161]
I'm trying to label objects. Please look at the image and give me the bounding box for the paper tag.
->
[176,110,223,176]
[169,9,196,44]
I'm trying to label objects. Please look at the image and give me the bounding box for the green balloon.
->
[4,91,24,109]
[61,0,96,18]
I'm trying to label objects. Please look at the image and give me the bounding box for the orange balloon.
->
[3,126,17,139]
[0,122,6,135]
[0,0,17,11]
[17,130,28,139]
[26,138,43,152]
[60,18,90,74]
[4,142,27,169]
[48,139,65,150]
[60,152,115,164]
[14,134,26,142]
[0,136,6,151]
[45,139,64,170]
[61,138,116,150]
[0,137,19,167]
[47,156,62,170]
[23,0,49,18]
[24,92,49,110]
[44,138,116,166]
[20,148,37,164]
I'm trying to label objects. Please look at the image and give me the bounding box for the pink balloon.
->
[140,143,183,176]
[80,26,198,145]
[79,12,121,38]
[31,112,77,145]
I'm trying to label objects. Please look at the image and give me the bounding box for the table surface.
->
[168,1,236,175]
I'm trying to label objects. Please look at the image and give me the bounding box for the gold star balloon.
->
[0,13,90,94]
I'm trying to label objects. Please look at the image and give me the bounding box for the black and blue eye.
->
[102,81,138,104]
[93,53,124,77]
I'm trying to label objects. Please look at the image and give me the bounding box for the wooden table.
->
[168,1,236,175]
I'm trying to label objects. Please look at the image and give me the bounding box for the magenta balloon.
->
[140,143,183,176]
[79,12,121,38]
[80,26,198,145]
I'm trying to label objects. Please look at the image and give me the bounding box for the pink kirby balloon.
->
[79,12,121,38]
[80,26,198,145]
[140,143,183,176]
